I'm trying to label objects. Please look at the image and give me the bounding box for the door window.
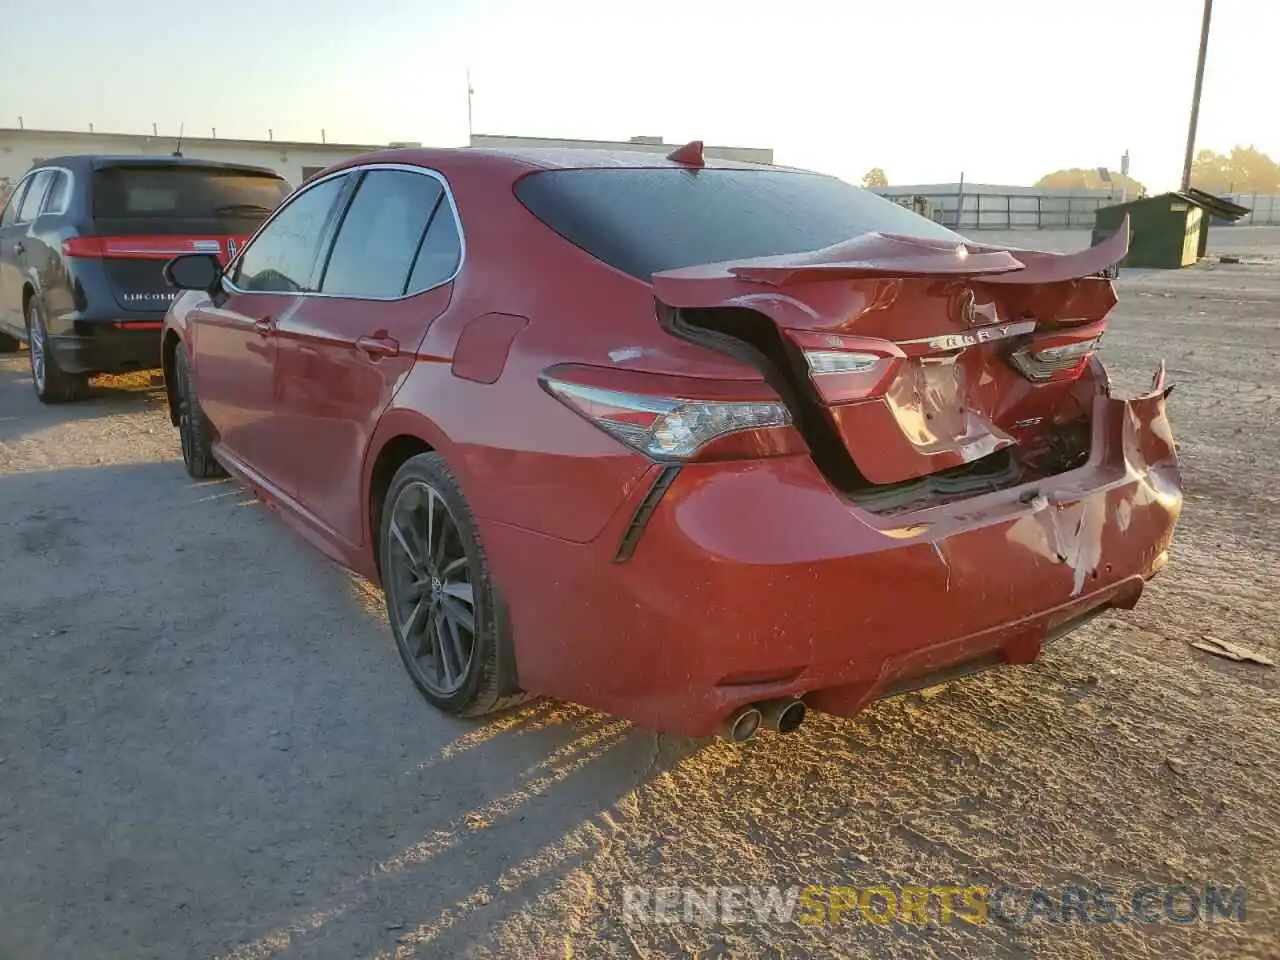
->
[320,170,446,299]
[0,179,29,229]
[231,173,351,293]
[16,171,53,223]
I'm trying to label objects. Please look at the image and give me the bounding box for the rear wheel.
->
[174,345,225,479]
[27,297,89,404]
[0,332,19,353]
[381,453,528,717]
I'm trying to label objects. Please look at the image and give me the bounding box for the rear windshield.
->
[514,167,963,280]
[92,166,290,220]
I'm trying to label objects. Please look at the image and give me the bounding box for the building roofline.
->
[471,133,773,157]
[0,127,386,153]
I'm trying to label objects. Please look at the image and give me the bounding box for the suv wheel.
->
[27,297,89,404]
[173,345,226,479]
[381,453,529,718]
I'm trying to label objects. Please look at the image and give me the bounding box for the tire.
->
[0,331,19,353]
[27,297,89,404]
[380,452,528,718]
[173,345,226,479]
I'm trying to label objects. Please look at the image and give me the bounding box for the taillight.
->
[1009,324,1105,382]
[785,330,906,403]
[61,235,237,261]
[541,375,798,461]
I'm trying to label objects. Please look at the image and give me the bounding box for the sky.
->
[1,0,1276,191]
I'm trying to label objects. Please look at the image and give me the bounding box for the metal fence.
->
[1228,194,1280,225]
[888,190,1118,230]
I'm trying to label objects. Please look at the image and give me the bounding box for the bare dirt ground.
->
[1,227,1277,960]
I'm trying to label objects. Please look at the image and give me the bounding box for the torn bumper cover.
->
[502,360,1182,738]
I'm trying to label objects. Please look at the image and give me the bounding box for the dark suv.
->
[0,155,290,402]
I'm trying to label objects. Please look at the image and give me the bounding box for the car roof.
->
[37,154,286,178]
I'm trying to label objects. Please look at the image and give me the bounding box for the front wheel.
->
[381,453,528,717]
[27,298,88,404]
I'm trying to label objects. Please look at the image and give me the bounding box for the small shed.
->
[1092,189,1250,268]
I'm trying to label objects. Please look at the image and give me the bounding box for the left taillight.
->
[1009,326,1104,382]
[541,375,798,461]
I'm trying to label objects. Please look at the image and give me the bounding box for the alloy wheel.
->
[385,480,476,696]
[28,308,45,393]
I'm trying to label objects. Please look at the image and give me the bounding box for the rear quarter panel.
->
[378,157,766,547]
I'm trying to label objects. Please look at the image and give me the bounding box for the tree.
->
[1190,146,1280,195]
[861,168,888,189]
[1035,168,1146,196]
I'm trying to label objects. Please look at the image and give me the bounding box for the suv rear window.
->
[514,167,962,280]
[92,165,290,220]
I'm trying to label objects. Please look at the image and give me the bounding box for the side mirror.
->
[163,253,222,293]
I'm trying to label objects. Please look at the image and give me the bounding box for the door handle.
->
[356,335,400,359]
[13,241,24,255]
[253,317,275,336]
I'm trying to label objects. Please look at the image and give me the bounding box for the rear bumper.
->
[48,326,162,375]
[485,384,1183,737]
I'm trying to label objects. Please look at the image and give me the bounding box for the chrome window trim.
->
[37,166,75,217]
[222,162,466,302]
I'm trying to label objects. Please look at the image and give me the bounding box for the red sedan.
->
[159,143,1182,741]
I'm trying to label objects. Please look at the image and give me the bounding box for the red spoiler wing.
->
[652,217,1129,295]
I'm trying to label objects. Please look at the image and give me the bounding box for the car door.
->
[186,171,354,488]
[272,166,462,546]
[0,174,37,335]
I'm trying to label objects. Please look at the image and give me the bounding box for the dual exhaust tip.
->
[719,698,806,742]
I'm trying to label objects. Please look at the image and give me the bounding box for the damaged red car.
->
[160,144,1182,740]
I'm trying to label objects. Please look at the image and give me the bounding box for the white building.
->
[0,127,397,200]
[1,128,776,207]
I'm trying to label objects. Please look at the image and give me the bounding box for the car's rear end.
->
[51,158,289,374]
[503,159,1182,738]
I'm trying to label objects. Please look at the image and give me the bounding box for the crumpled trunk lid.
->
[652,222,1129,490]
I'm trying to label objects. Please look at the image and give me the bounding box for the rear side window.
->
[405,202,462,293]
[16,171,53,222]
[93,166,289,220]
[320,170,446,298]
[232,174,351,293]
[514,168,963,280]
[43,171,71,215]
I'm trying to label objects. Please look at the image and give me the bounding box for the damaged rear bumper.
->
[485,368,1182,738]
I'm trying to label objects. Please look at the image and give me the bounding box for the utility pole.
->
[1180,0,1213,192]
[466,68,475,144]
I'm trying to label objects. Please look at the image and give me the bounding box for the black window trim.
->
[222,162,466,302]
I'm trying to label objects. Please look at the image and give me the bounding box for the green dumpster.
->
[1091,190,1251,269]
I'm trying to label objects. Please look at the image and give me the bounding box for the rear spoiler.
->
[89,157,284,179]
[653,216,1129,293]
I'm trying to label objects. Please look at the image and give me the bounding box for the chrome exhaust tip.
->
[718,705,763,742]
[759,698,807,734]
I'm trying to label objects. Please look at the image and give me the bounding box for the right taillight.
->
[541,372,800,461]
